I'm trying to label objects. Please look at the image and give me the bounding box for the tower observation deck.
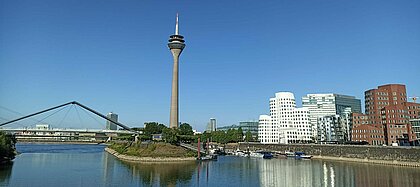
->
[168,14,185,128]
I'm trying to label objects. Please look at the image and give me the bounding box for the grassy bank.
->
[108,142,197,158]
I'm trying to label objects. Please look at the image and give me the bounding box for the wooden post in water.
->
[206,138,209,155]
[197,137,201,159]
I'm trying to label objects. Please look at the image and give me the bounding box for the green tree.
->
[226,129,236,143]
[179,123,194,136]
[0,131,17,162]
[162,128,179,144]
[143,122,167,139]
[245,130,253,142]
[200,132,212,143]
[237,127,244,142]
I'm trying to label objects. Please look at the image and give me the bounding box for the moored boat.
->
[285,151,295,157]
[198,154,218,161]
[249,152,264,158]
[262,152,273,159]
[295,152,312,159]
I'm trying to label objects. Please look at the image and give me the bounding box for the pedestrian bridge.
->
[0,101,141,142]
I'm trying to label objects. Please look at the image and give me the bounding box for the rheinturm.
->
[168,14,185,128]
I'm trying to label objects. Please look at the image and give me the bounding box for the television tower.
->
[168,14,185,128]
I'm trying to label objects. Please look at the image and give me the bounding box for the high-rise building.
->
[406,102,420,120]
[351,113,369,128]
[258,92,312,144]
[206,118,216,132]
[168,14,185,129]
[365,84,407,127]
[106,112,118,130]
[302,93,361,141]
[361,84,418,145]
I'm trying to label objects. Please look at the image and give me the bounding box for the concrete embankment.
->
[230,143,420,167]
[105,147,196,162]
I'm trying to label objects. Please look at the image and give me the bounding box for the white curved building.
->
[259,92,312,144]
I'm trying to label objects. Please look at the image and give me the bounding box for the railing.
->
[180,143,206,154]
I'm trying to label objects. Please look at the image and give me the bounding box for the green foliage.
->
[226,129,238,143]
[211,131,228,144]
[237,127,244,141]
[143,122,167,140]
[245,130,253,142]
[197,128,246,144]
[0,132,17,161]
[162,128,179,144]
[179,123,194,136]
[199,132,212,143]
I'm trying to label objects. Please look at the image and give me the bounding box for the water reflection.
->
[0,162,13,186]
[119,160,196,186]
[257,158,420,187]
[3,144,420,187]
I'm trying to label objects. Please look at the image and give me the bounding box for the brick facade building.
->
[362,84,419,145]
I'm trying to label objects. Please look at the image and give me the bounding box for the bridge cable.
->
[29,105,68,127]
[57,104,72,128]
[0,105,41,123]
[74,105,84,128]
[0,116,27,127]
[78,105,104,128]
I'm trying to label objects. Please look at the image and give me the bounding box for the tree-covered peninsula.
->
[0,131,17,163]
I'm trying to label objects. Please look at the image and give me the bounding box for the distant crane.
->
[410,96,418,103]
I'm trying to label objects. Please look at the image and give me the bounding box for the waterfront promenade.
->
[229,143,420,167]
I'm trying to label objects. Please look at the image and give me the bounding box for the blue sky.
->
[1,0,419,131]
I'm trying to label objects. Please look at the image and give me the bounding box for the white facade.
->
[259,92,312,144]
[302,94,336,139]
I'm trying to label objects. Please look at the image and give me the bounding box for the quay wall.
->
[230,143,420,167]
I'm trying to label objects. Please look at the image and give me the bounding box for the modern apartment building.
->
[406,102,420,120]
[106,112,118,130]
[360,84,419,145]
[365,84,407,127]
[351,125,385,145]
[365,84,418,145]
[317,112,352,143]
[351,113,369,128]
[302,93,361,141]
[259,92,312,144]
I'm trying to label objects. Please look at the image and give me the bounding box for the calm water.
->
[1,144,420,187]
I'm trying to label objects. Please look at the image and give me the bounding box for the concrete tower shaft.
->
[168,14,185,129]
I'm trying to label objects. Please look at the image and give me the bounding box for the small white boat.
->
[249,152,264,158]
[234,150,247,157]
[295,152,312,159]
[285,151,295,157]
[198,154,218,161]
[299,155,313,159]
